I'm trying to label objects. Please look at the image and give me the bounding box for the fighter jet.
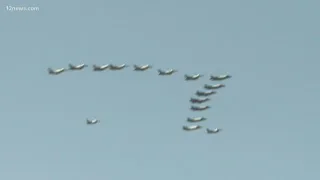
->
[183,125,202,131]
[195,90,217,97]
[190,97,210,104]
[184,74,203,81]
[93,64,109,71]
[187,117,207,122]
[190,105,210,111]
[204,84,225,90]
[133,64,152,71]
[86,118,100,125]
[158,69,178,75]
[109,64,129,70]
[48,67,66,75]
[206,128,222,134]
[210,74,232,81]
[68,63,88,70]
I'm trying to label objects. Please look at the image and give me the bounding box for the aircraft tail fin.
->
[68,63,74,68]
[48,68,53,73]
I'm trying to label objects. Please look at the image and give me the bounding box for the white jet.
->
[190,97,210,104]
[133,64,152,71]
[190,105,210,111]
[109,64,129,70]
[158,69,178,75]
[206,128,222,134]
[187,117,207,122]
[68,63,88,70]
[195,90,217,97]
[86,118,100,125]
[92,64,109,71]
[183,125,202,131]
[210,74,232,81]
[204,84,225,90]
[184,74,203,81]
[48,67,66,75]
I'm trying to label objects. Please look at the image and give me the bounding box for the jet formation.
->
[184,71,232,134]
[47,63,232,133]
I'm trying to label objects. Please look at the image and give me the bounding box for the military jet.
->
[206,128,222,134]
[190,105,210,111]
[195,90,217,97]
[93,64,109,71]
[184,74,203,81]
[187,117,207,122]
[204,84,225,90]
[158,69,178,75]
[86,118,100,125]
[48,67,66,75]
[109,64,129,70]
[210,74,232,81]
[68,63,88,70]
[133,64,152,71]
[183,125,202,131]
[190,97,210,104]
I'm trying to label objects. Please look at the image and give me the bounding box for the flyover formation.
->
[48,63,232,134]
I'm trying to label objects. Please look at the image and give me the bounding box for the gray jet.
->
[183,125,202,131]
[133,64,152,71]
[210,74,232,81]
[206,128,222,134]
[190,105,210,111]
[184,74,203,81]
[204,84,225,90]
[68,63,88,70]
[109,64,129,70]
[187,117,207,123]
[48,67,66,75]
[158,69,178,75]
[195,90,217,97]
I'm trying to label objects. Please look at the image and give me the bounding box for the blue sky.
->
[0,0,319,179]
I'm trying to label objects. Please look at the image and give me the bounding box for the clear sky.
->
[0,0,319,179]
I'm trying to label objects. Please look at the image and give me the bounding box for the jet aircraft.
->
[206,128,222,134]
[93,64,109,71]
[86,118,100,125]
[195,90,217,97]
[210,74,232,81]
[133,64,152,71]
[109,64,129,70]
[204,84,225,90]
[190,97,210,104]
[184,74,203,81]
[68,63,88,70]
[187,117,207,122]
[158,69,177,75]
[48,67,66,75]
[183,125,202,131]
[190,105,210,111]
